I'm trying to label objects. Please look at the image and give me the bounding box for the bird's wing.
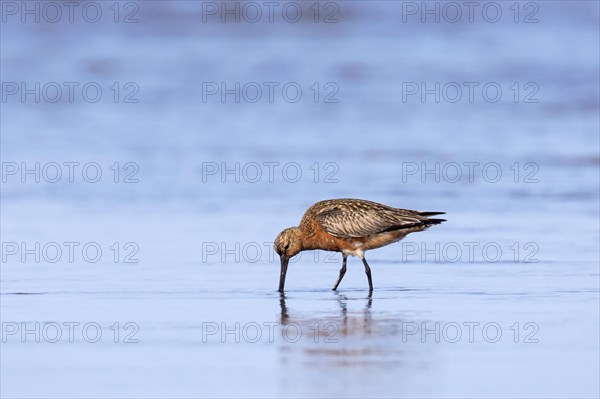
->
[311,201,424,238]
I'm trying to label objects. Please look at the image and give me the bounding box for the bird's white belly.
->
[342,242,365,259]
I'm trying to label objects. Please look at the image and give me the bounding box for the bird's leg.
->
[362,258,373,292]
[332,255,348,291]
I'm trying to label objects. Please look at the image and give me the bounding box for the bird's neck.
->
[296,225,335,252]
[293,226,313,252]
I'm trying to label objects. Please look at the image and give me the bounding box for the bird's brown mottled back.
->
[300,198,443,238]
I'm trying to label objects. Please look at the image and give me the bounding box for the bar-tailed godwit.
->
[274,199,445,292]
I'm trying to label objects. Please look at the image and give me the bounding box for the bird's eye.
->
[284,243,290,251]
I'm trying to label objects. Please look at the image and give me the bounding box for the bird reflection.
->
[279,292,374,338]
[279,293,290,324]
[276,293,431,374]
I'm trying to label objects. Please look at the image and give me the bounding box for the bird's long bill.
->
[278,256,289,293]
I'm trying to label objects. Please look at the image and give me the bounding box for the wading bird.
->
[274,199,445,292]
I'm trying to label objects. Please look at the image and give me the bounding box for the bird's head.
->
[274,227,303,292]
[274,227,303,259]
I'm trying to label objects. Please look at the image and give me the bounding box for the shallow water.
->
[1,1,599,398]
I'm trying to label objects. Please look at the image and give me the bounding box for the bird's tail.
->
[423,218,446,225]
[419,211,446,225]
[418,211,445,217]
